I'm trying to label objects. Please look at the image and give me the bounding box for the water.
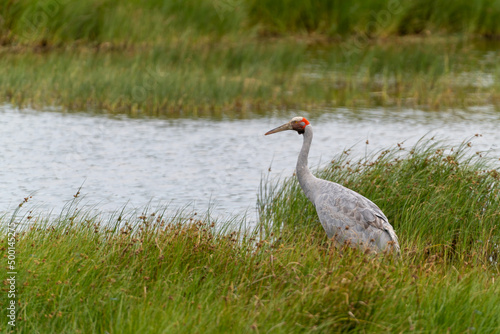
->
[2,104,500,219]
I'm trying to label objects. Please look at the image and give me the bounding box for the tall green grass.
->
[1,1,500,115]
[1,40,499,116]
[0,41,309,117]
[247,0,500,37]
[1,139,499,332]
[2,0,500,46]
[0,0,245,44]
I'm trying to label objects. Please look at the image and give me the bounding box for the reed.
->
[0,0,244,44]
[1,40,499,116]
[1,1,500,116]
[2,0,500,46]
[247,0,500,37]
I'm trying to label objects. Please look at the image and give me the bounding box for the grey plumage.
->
[266,116,400,254]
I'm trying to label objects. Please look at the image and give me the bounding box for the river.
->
[1,104,499,220]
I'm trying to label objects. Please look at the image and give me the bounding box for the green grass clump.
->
[0,42,309,117]
[0,0,245,44]
[1,40,499,116]
[1,139,500,332]
[247,0,500,37]
[2,0,500,46]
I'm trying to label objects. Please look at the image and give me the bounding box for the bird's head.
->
[265,116,310,136]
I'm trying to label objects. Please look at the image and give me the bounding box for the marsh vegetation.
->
[0,0,499,116]
[1,0,500,332]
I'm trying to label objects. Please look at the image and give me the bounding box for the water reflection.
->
[1,104,499,218]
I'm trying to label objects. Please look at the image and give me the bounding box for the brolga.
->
[265,117,400,254]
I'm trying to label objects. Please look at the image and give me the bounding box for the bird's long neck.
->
[296,125,317,202]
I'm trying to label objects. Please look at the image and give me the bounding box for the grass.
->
[0,41,309,117]
[0,0,245,44]
[247,0,500,37]
[2,0,500,45]
[1,39,499,117]
[0,1,499,116]
[1,139,499,333]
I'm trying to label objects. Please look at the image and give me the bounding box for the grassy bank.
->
[1,140,499,333]
[0,1,500,116]
[1,39,499,117]
[0,0,245,44]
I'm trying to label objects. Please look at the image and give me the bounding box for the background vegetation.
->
[0,0,499,116]
[247,0,500,37]
[2,0,500,44]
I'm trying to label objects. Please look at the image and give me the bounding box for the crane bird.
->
[265,117,400,254]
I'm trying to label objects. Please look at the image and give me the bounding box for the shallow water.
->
[2,104,500,219]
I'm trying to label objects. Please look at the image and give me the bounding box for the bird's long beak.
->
[265,122,292,135]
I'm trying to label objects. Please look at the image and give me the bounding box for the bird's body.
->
[266,117,400,254]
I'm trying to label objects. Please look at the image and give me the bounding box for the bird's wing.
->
[313,181,399,251]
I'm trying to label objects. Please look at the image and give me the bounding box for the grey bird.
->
[265,116,400,254]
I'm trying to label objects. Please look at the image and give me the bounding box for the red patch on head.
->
[301,118,310,127]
